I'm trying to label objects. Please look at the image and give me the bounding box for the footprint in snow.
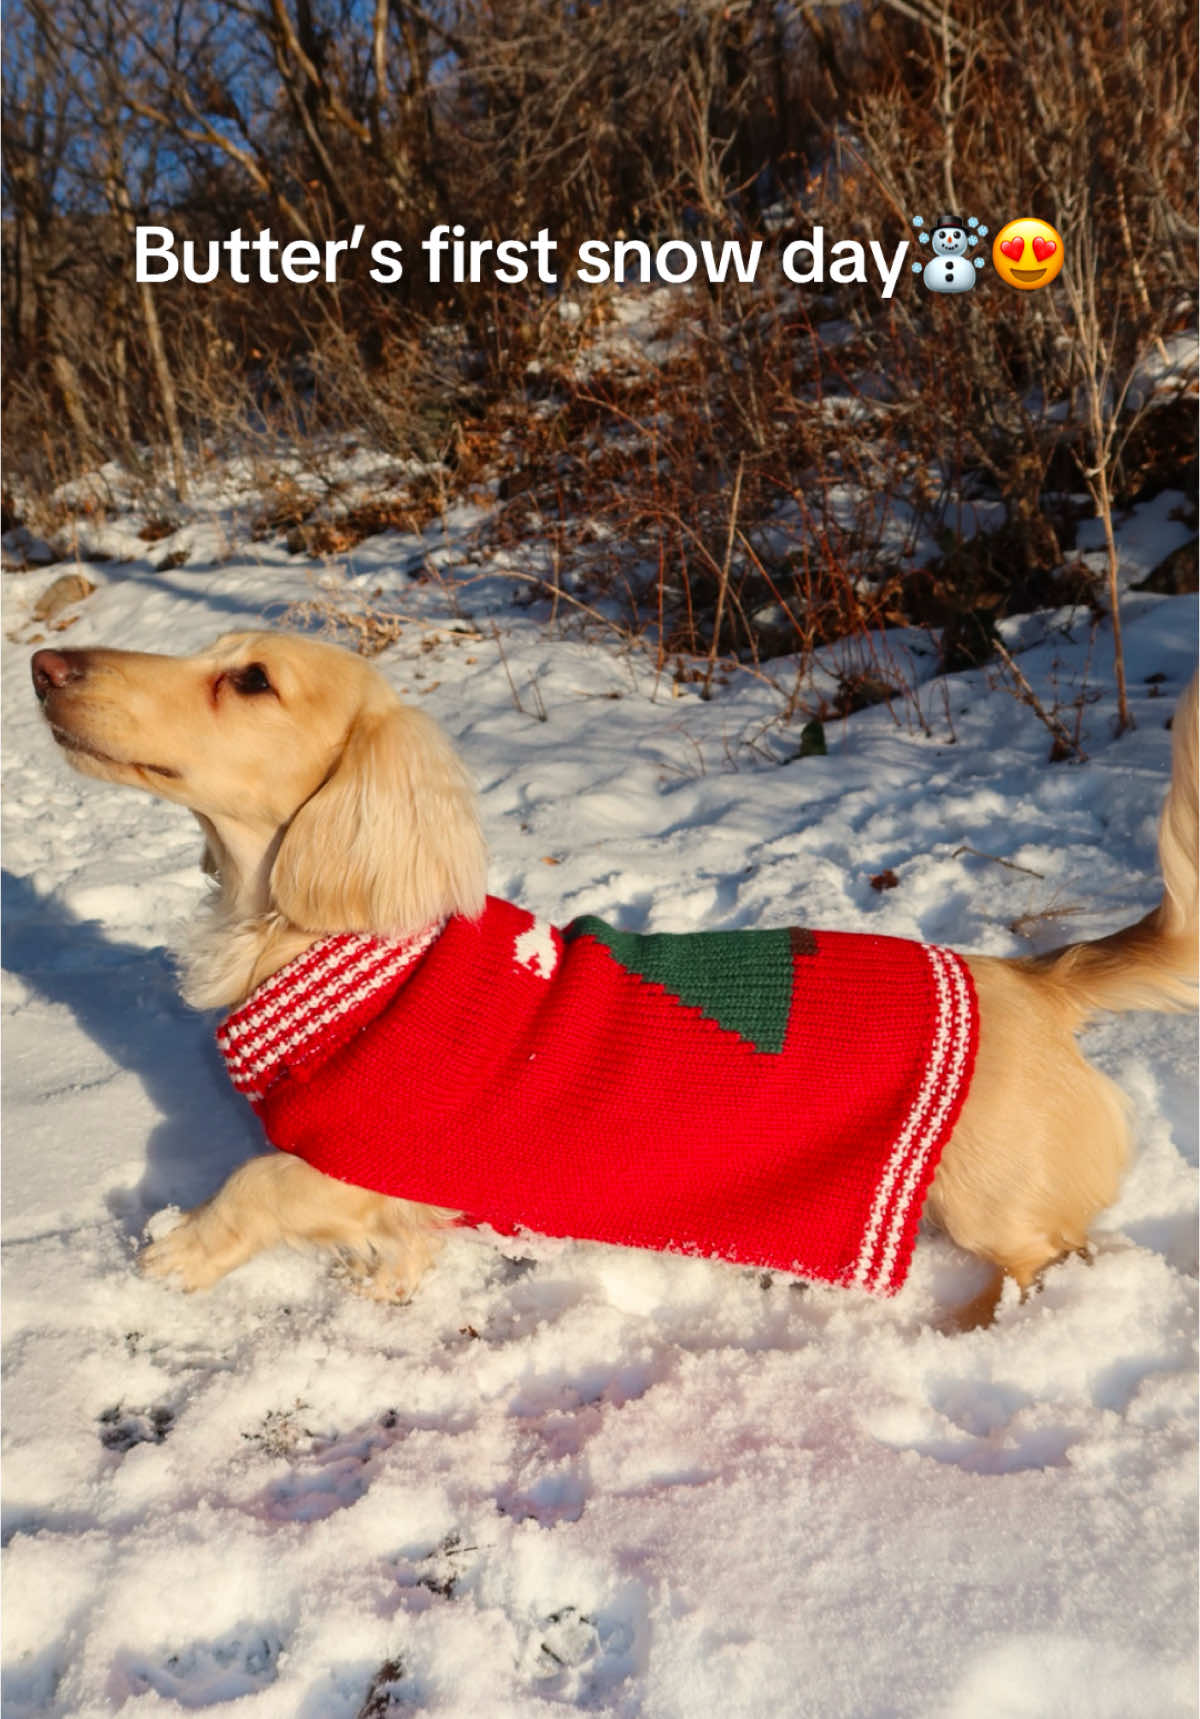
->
[391,1531,477,1601]
[355,1655,417,1717]
[867,1377,1077,1474]
[254,1408,470,1524]
[112,1628,284,1706]
[524,1601,640,1705]
[97,1403,174,1452]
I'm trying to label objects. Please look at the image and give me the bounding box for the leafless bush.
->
[3,0,1195,718]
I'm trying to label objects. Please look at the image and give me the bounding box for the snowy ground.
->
[2,504,1197,1718]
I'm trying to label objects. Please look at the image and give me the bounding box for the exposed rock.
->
[1132,538,1198,595]
[2,527,60,571]
[31,571,96,622]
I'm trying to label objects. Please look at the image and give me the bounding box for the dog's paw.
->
[334,1252,428,1304]
[140,1214,225,1292]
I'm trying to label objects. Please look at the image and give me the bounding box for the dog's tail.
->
[1026,672,1198,1019]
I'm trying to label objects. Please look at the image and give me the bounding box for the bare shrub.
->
[3,0,1194,737]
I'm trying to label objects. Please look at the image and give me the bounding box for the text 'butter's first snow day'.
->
[136,224,914,299]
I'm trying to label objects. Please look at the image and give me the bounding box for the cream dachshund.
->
[31,632,1198,1327]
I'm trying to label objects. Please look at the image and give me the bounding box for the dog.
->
[31,632,1198,1326]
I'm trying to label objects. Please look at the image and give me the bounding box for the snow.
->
[2,495,1197,1717]
[1076,490,1195,588]
[1125,332,1200,412]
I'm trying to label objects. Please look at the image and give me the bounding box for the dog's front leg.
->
[141,1153,316,1290]
[140,1153,452,1299]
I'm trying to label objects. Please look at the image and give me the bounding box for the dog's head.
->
[32,631,487,937]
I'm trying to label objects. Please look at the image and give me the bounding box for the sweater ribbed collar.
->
[217,921,445,1101]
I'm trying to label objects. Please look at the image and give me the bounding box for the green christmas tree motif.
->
[566,918,815,1054]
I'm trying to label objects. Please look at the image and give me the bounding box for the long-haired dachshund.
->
[31,632,1197,1327]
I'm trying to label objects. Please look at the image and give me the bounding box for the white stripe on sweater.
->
[850,945,972,1293]
[867,948,973,1292]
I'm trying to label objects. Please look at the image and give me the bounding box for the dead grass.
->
[280,590,411,658]
[5,0,1193,748]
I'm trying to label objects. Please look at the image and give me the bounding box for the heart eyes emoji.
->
[992,219,1064,290]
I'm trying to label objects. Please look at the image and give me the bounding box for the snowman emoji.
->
[911,213,988,294]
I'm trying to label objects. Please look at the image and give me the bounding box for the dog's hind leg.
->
[935,675,1196,1327]
[928,958,1131,1326]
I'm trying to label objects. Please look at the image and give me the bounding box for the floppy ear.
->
[269,702,488,935]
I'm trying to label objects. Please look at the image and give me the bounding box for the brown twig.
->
[991,639,1087,762]
[702,454,744,700]
[1007,903,1088,941]
[952,845,1045,879]
[489,621,547,721]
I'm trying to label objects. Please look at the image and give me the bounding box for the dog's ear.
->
[269,702,487,935]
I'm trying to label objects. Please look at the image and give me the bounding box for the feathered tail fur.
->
[1028,673,1198,1018]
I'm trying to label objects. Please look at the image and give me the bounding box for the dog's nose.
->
[31,648,85,701]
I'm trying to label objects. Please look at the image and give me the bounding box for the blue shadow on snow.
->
[1,866,262,1226]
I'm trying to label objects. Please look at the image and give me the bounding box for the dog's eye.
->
[230,663,273,695]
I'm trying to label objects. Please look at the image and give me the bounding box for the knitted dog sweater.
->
[216,896,978,1294]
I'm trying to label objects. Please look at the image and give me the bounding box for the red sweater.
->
[216,897,978,1294]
